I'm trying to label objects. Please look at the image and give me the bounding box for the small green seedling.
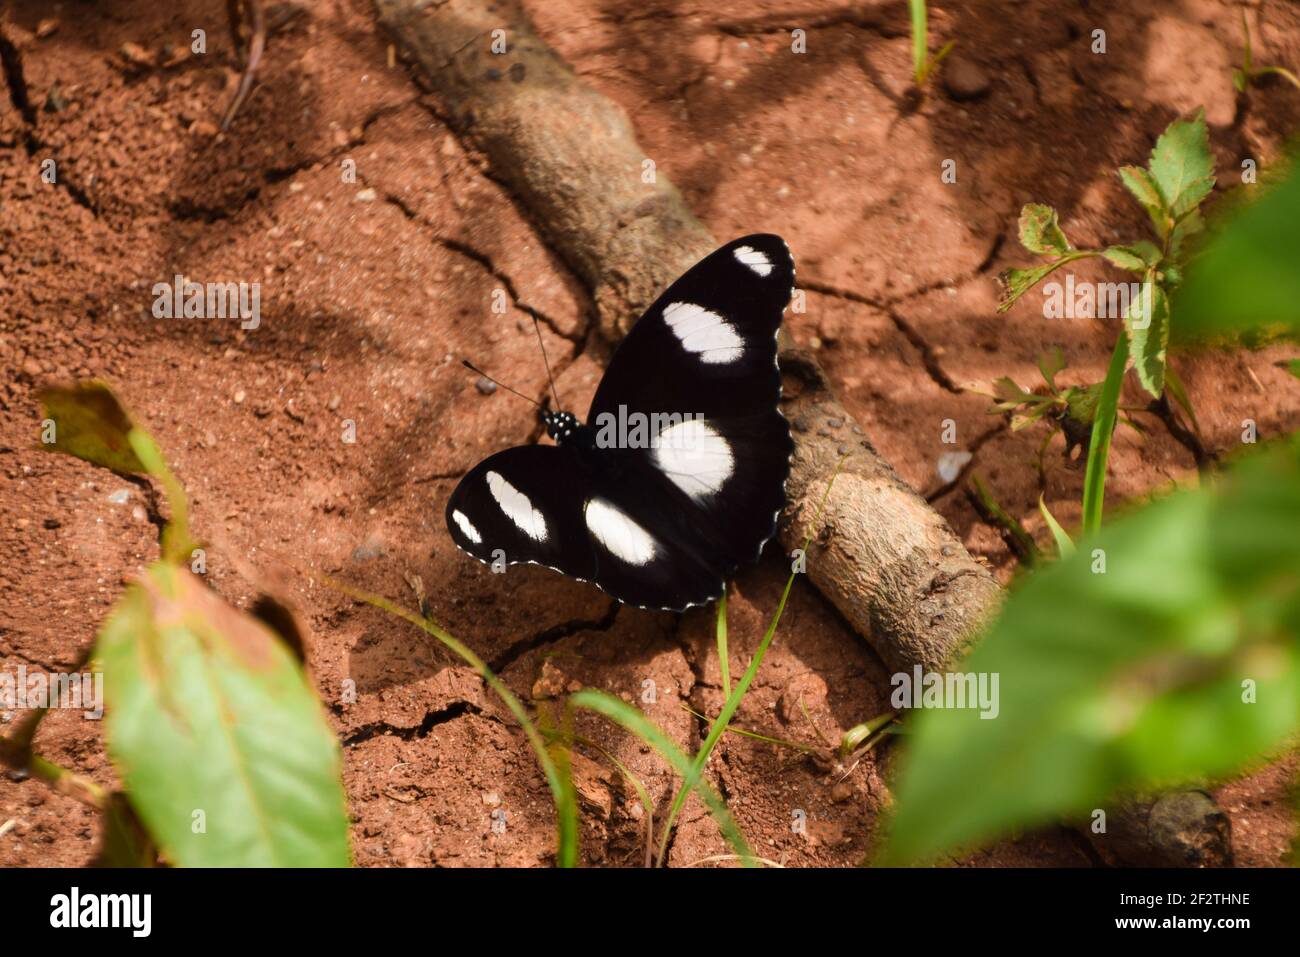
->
[9,383,351,868]
[1234,11,1300,93]
[998,112,1215,531]
[909,0,954,87]
[982,347,1152,471]
[999,110,1216,399]
[984,347,1103,462]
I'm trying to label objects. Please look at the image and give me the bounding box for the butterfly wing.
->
[445,445,732,610]
[446,235,796,612]
[445,446,598,584]
[586,234,795,578]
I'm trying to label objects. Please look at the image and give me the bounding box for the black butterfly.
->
[445,235,795,611]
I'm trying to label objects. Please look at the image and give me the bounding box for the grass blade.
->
[1082,335,1129,535]
[1037,495,1076,559]
[320,576,579,867]
[570,689,756,865]
[716,587,731,695]
[909,0,927,85]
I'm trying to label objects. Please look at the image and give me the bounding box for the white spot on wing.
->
[653,419,734,500]
[663,301,744,364]
[451,509,482,544]
[585,497,657,566]
[734,244,773,277]
[486,471,547,542]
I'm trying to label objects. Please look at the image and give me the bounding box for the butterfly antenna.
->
[527,308,562,411]
[461,360,542,408]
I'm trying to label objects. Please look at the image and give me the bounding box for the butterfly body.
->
[446,235,796,612]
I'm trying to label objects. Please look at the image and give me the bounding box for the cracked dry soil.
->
[2,0,1299,867]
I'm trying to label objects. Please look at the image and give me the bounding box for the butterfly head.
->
[542,410,581,444]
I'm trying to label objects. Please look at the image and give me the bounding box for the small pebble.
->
[233,389,246,404]
[355,187,377,202]
[942,55,991,101]
[475,377,497,395]
[936,450,973,483]
[107,488,131,505]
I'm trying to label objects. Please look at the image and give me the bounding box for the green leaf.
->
[1018,204,1073,256]
[1081,337,1128,535]
[1176,161,1300,340]
[97,564,351,866]
[1119,165,1167,236]
[38,382,194,563]
[1126,273,1170,397]
[883,442,1300,866]
[1060,383,1100,423]
[1168,207,1206,264]
[1010,407,1049,431]
[1038,496,1076,559]
[1102,241,1162,272]
[997,252,1099,313]
[1148,110,1216,220]
[1281,359,1300,381]
[95,793,157,867]
[1037,347,1065,392]
[38,382,151,474]
[992,376,1034,405]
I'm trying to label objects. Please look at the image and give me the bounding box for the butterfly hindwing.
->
[446,445,734,610]
[445,446,597,583]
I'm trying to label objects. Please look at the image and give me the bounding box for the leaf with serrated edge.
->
[1037,347,1065,392]
[1119,165,1167,236]
[1103,241,1162,272]
[1018,204,1073,256]
[1126,271,1170,397]
[1149,110,1215,221]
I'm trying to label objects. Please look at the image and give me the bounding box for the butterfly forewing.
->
[589,234,793,422]
[586,234,795,572]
